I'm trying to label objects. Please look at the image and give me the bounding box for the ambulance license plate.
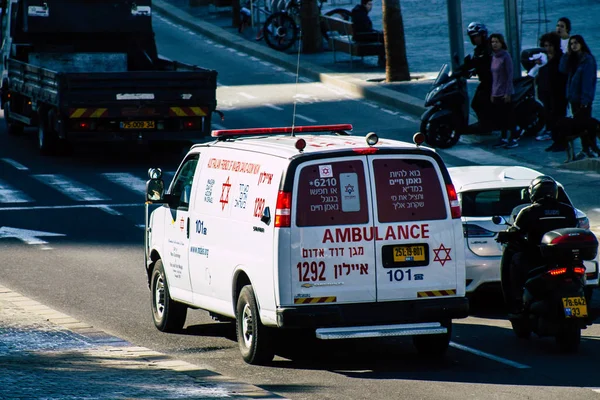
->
[120,121,155,129]
[562,296,588,318]
[393,245,426,262]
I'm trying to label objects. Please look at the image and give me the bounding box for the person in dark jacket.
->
[463,22,493,132]
[351,0,385,66]
[504,175,578,313]
[532,32,568,151]
[559,34,599,159]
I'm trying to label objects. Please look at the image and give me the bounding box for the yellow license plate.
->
[393,245,426,262]
[121,120,155,129]
[562,296,588,318]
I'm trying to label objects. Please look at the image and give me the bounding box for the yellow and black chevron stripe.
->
[417,289,456,298]
[69,108,108,118]
[168,106,208,117]
[294,296,337,304]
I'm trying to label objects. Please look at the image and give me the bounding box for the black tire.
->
[555,321,581,353]
[413,320,452,358]
[150,259,187,332]
[236,285,274,364]
[510,318,531,339]
[420,113,461,149]
[4,101,24,136]
[519,99,545,137]
[263,12,298,52]
[38,110,58,156]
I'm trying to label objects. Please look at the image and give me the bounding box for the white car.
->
[448,166,598,296]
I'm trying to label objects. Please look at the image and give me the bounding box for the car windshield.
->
[459,187,571,217]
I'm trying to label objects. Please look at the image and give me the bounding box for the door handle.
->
[186,217,190,239]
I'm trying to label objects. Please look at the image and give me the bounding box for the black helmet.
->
[467,22,488,42]
[528,175,558,203]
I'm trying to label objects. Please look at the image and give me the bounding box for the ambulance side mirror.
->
[261,206,271,225]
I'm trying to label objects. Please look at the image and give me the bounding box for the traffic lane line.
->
[449,341,531,369]
[0,203,141,212]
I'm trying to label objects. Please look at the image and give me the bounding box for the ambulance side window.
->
[169,155,199,211]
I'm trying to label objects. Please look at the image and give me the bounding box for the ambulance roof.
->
[193,133,433,159]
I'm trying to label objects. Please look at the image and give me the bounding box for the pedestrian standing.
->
[532,32,568,151]
[559,34,598,160]
[556,17,571,54]
[490,33,519,149]
[464,22,493,132]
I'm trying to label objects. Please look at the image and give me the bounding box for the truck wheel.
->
[4,101,24,136]
[236,285,274,364]
[38,111,58,156]
[151,259,187,332]
[413,320,452,358]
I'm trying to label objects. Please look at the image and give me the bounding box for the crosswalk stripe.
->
[32,174,110,202]
[0,179,33,203]
[102,173,147,196]
[1,158,29,170]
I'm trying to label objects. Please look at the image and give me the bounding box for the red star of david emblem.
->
[220,177,231,211]
[433,244,452,266]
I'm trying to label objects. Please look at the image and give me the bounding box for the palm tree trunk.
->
[382,0,410,81]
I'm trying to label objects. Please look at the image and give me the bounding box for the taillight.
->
[446,184,461,219]
[574,266,586,276]
[463,224,495,237]
[547,267,567,276]
[550,232,597,244]
[181,119,201,130]
[274,191,291,227]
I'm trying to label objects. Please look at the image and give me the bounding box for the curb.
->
[562,157,600,173]
[152,0,426,116]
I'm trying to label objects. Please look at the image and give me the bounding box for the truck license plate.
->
[120,121,155,129]
[393,245,426,262]
[562,296,588,318]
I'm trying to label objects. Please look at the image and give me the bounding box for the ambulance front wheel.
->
[151,259,188,332]
[412,320,452,358]
[236,285,275,365]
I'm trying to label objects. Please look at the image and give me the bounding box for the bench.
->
[321,15,384,68]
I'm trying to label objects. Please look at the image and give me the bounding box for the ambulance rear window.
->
[373,158,447,222]
[296,160,369,227]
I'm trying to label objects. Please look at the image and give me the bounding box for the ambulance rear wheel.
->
[236,285,274,365]
[413,320,451,357]
[151,259,187,332]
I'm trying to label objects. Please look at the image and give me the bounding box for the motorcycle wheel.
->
[510,318,531,339]
[519,100,545,137]
[555,321,581,353]
[420,113,460,149]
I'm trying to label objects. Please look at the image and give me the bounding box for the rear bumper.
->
[276,297,469,329]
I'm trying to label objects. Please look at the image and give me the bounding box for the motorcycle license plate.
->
[562,296,588,318]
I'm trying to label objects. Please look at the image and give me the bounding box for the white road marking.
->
[260,61,272,67]
[0,203,140,212]
[1,158,28,170]
[96,205,122,216]
[214,44,225,48]
[0,226,65,245]
[212,123,226,130]
[250,56,260,61]
[136,224,146,230]
[237,52,248,57]
[592,208,600,213]
[294,114,317,123]
[449,342,531,369]
[442,145,538,169]
[102,173,147,195]
[299,77,311,83]
[363,101,380,108]
[381,108,399,115]
[226,48,236,53]
[285,71,298,79]
[32,175,109,202]
[399,115,419,123]
[272,66,286,72]
[0,179,32,203]
[265,104,284,111]
[238,92,257,99]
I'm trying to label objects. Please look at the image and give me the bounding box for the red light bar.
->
[211,124,353,138]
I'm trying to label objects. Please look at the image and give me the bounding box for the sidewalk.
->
[0,285,283,399]
[154,0,600,173]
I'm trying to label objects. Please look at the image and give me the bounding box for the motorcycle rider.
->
[463,22,493,132]
[504,175,578,313]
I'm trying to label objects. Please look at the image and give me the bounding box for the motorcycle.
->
[420,61,546,149]
[494,216,598,352]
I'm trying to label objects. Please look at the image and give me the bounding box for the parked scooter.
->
[494,216,598,352]
[420,61,545,149]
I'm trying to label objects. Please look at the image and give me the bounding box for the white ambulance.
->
[144,124,469,364]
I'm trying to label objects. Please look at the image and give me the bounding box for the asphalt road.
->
[1,16,600,400]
